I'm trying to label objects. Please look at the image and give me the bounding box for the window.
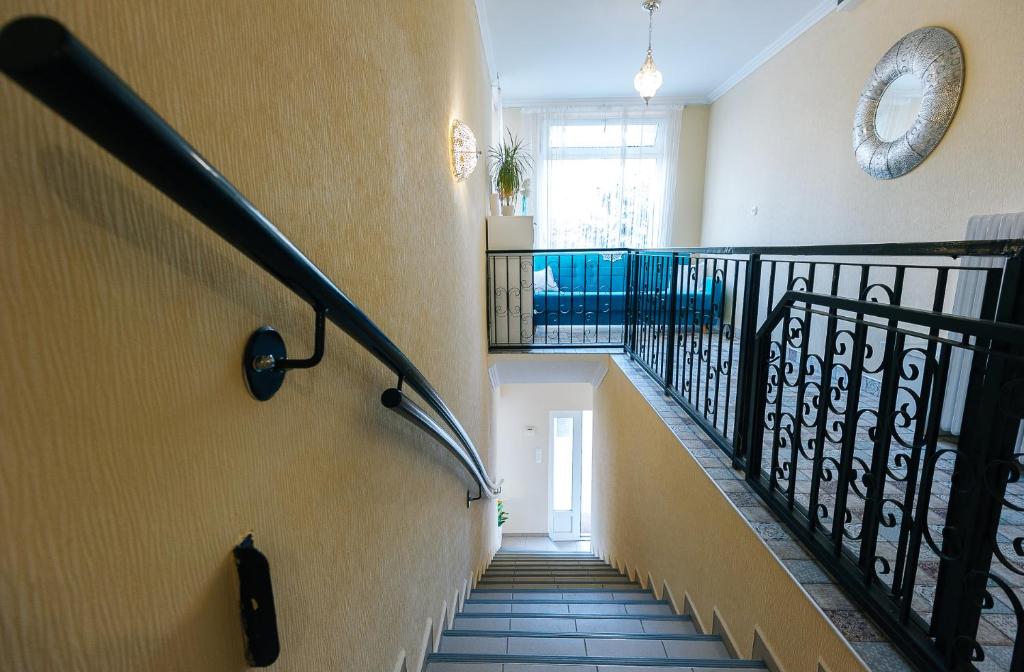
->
[528,108,679,249]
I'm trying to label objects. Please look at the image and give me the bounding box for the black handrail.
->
[0,16,498,497]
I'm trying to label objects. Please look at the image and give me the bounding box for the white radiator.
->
[941,213,1024,450]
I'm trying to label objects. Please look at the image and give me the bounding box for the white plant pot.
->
[489,193,500,216]
[500,203,515,216]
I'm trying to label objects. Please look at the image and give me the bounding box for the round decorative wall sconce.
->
[852,27,964,180]
[450,119,480,182]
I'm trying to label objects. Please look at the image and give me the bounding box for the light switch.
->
[535,448,542,464]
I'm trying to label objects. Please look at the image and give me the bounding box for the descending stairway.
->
[426,549,767,671]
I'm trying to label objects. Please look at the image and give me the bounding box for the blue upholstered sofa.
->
[531,253,724,326]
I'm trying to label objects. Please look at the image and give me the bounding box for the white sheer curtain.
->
[520,104,680,249]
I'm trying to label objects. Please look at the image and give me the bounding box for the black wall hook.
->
[243,308,326,401]
[467,486,483,508]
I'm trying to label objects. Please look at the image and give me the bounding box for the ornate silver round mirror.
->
[853,27,964,180]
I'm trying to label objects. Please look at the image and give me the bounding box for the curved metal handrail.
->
[0,16,499,498]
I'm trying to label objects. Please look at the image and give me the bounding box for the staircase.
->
[426,549,767,670]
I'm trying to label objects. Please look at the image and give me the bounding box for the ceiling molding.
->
[503,95,709,109]
[707,0,835,103]
[474,0,498,81]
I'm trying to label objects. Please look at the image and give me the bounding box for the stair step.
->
[481,576,626,581]
[478,581,633,586]
[478,577,633,584]
[462,603,674,615]
[492,557,600,561]
[467,598,669,605]
[457,613,689,621]
[438,634,731,658]
[452,616,698,636]
[485,568,623,574]
[444,629,722,641]
[491,553,598,557]
[493,549,598,553]
[426,653,766,669]
[472,588,650,595]
[487,562,611,567]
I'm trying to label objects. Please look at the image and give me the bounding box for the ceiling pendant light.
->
[634,0,663,104]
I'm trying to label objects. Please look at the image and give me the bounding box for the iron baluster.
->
[856,267,906,585]
[663,253,680,390]
[808,265,839,532]
[786,263,816,510]
[712,258,726,433]
[890,268,948,597]
[723,259,741,443]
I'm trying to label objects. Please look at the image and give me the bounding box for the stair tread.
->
[457,613,689,620]
[467,599,669,604]
[427,652,766,667]
[443,629,721,640]
[438,636,732,659]
[462,604,675,616]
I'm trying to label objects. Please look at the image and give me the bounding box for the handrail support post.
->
[243,308,328,401]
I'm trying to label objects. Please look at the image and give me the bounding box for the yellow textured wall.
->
[702,0,1024,246]
[592,360,866,672]
[0,2,496,670]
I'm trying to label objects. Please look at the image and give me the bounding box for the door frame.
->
[548,410,583,541]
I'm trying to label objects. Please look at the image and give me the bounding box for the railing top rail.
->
[0,16,498,497]
[487,247,632,255]
[490,240,1024,258]
[646,240,1024,257]
[758,290,1024,344]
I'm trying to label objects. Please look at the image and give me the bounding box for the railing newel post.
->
[735,253,762,467]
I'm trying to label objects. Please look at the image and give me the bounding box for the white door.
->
[549,411,583,541]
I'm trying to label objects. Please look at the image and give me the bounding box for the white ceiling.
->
[488,358,609,387]
[480,0,831,103]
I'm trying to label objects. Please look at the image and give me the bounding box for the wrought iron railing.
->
[749,291,1024,671]
[489,241,1024,668]
[487,249,631,348]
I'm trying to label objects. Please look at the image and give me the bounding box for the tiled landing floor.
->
[501,534,593,554]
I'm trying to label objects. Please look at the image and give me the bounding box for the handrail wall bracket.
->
[243,308,326,401]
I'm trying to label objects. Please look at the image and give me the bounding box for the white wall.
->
[702,1,1024,247]
[496,383,593,534]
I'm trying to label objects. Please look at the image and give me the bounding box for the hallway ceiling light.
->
[633,0,663,104]
[450,119,480,182]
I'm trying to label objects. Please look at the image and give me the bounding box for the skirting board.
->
[594,543,782,672]
[391,545,497,672]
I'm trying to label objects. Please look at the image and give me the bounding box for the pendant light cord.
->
[648,7,654,53]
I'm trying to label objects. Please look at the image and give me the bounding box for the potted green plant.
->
[497,500,509,528]
[488,131,532,216]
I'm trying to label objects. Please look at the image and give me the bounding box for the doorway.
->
[548,410,593,541]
